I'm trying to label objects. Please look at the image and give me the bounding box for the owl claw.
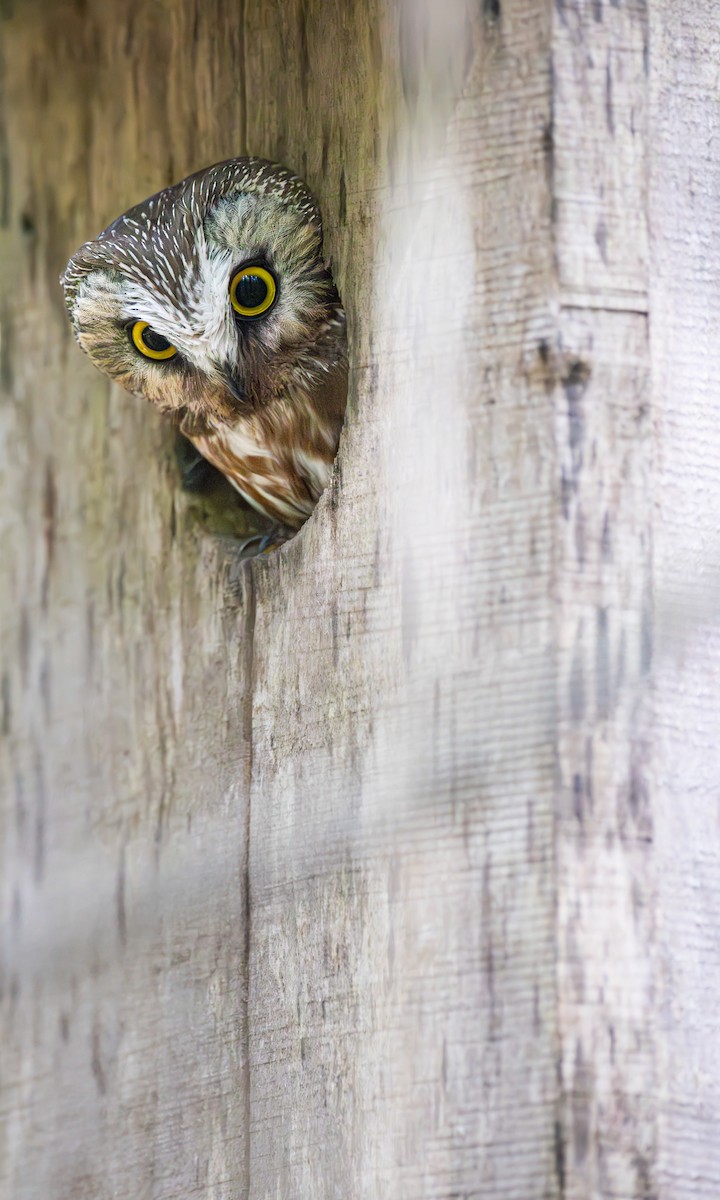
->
[238,527,284,558]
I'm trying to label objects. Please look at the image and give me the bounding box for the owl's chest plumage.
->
[187,362,346,530]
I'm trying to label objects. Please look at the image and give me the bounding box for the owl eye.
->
[130,320,178,361]
[230,265,277,318]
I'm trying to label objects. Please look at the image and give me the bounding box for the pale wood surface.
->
[649,3,720,1194]
[0,4,254,1196]
[1,2,719,1199]
[553,7,655,1199]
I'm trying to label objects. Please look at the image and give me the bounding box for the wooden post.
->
[1,2,719,1197]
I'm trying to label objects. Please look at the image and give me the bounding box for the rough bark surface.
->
[1,2,718,1199]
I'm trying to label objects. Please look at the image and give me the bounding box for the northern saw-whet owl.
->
[61,157,347,537]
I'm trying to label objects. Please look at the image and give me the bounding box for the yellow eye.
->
[131,320,177,360]
[229,265,277,318]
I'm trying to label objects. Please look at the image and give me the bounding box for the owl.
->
[61,157,347,538]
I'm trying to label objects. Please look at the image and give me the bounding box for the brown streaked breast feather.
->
[188,375,344,530]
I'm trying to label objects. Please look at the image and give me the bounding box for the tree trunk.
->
[1,2,718,1197]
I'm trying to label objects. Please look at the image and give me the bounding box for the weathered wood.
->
[2,2,720,1198]
[246,2,561,1195]
[552,7,655,1199]
[649,3,720,1195]
[0,4,254,1197]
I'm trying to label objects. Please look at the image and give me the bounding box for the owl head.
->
[61,157,344,430]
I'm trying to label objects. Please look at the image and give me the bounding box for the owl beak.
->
[222,367,246,405]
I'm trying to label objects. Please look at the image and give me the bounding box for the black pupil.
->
[141,326,171,352]
[235,272,269,310]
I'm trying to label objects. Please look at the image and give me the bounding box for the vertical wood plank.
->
[551,5,657,1197]
[0,4,254,1197]
[245,1,562,1195]
[649,1,720,1194]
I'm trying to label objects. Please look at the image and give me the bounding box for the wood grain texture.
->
[552,6,656,1198]
[245,1,561,1196]
[0,3,254,1197]
[649,2,720,1195]
[2,1,720,1198]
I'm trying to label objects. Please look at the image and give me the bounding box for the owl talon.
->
[238,527,283,558]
